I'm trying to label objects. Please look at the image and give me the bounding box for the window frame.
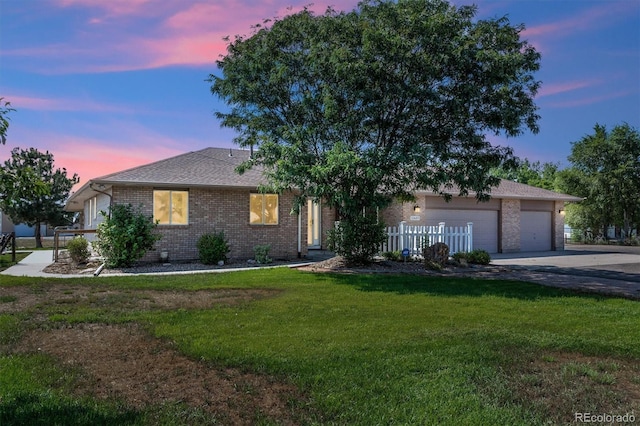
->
[153,189,189,226]
[249,193,279,225]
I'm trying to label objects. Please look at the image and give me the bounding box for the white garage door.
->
[424,209,498,253]
[520,211,552,252]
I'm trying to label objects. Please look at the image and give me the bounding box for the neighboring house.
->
[65,147,581,262]
[0,210,15,234]
[0,211,51,237]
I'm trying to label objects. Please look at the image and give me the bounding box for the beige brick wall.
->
[500,199,521,253]
[554,201,565,251]
[111,186,306,262]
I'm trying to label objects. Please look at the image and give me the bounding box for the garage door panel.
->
[521,211,552,252]
[424,209,498,253]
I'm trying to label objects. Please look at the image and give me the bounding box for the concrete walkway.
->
[0,250,314,279]
[1,250,63,278]
[2,247,640,300]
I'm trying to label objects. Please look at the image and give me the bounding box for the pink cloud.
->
[1,93,139,113]
[55,0,157,16]
[522,2,637,39]
[53,138,184,189]
[0,121,200,190]
[545,89,637,109]
[15,0,360,74]
[537,79,601,98]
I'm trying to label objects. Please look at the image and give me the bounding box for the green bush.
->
[253,244,272,264]
[197,232,230,264]
[94,204,161,268]
[451,251,468,264]
[326,216,387,265]
[467,249,491,265]
[66,236,90,263]
[382,251,401,261]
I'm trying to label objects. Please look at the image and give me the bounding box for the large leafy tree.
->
[0,97,15,145]
[0,148,79,247]
[210,0,541,263]
[557,123,640,240]
[492,158,560,190]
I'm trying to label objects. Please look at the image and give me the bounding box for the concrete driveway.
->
[489,244,640,299]
[492,244,640,275]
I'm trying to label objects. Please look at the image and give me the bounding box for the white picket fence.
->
[381,221,473,256]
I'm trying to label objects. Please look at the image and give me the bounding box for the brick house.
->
[65,147,581,262]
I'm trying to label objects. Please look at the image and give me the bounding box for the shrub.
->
[326,216,387,265]
[467,249,491,265]
[67,236,90,263]
[254,244,272,264]
[382,251,401,261]
[451,252,467,262]
[197,232,230,264]
[94,204,161,268]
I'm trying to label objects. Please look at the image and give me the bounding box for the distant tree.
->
[0,148,79,247]
[492,158,560,190]
[210,0,541,263]
[0,97,15,145]
[556,123,640,240]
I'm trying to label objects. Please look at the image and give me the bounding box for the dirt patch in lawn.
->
[3,285,311,424]
[0,285,282,314]
[16,323,308,425]
[497,351,640,424]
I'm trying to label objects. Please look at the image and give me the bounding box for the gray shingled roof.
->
[94,147,264,187]
[66,148,265,210]
[419,179,582,201]
[66,147,581,210]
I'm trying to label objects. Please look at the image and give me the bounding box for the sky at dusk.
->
[1,0,639,190]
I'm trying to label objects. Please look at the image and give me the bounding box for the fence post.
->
[438,222,445,243]
[11,232,16,263]
[399,221,407,251]
[467,222,473,252]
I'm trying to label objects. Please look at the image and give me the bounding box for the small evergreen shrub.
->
[67,236,90,263]
[253,244,272,264]
[467,249,491,265]
[197,232,230,264]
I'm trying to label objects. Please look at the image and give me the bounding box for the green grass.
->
[1,269,639,425]
[0,252,30,271]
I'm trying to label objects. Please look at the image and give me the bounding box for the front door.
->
[307,200,321,248]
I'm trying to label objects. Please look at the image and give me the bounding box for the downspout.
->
[297,210,302,259]
[89,183,113,218]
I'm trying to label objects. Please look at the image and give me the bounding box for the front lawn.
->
[0,252,29,271]
[1,269,638,425]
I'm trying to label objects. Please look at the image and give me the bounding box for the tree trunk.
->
[623,210,630,240]
[34,221,42,248]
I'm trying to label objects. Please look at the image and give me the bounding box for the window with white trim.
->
[153,190,189,225]
[87,196,98,227]
[249,194,278,225]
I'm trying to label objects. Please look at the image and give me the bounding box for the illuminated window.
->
[250,194,278,225]
[153,190,188,225]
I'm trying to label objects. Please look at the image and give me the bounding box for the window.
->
[153,190,188,225]
[87,196,98,226]
[250,194,278,225]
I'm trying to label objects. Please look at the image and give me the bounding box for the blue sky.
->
[1,0,639,188]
